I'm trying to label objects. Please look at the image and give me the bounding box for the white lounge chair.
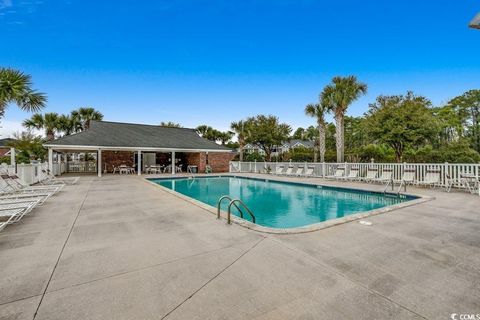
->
[339,168,359,181]
[294,166,304,176]
[1,174,60,194]
[0,208,25,232]
[41,169,79,185]
[0,198,42,223]
[325,167,345,180]
[9,174,63,193]
[275,166,285,175]
[394,169,416,192]
[417,169,441,188]
[363,167,378,183]
[284,166,294,176]
[370,169,393,184]
[303,166,315,177]
[0,176,54,205]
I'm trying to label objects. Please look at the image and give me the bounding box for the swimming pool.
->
[150,176,417,229]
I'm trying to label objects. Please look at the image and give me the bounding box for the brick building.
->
[44,121,234,177]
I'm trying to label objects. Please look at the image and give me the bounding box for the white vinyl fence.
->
[1,162,66,185]
[230,161,480,191]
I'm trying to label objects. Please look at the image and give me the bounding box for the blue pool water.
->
[151,176,416,229]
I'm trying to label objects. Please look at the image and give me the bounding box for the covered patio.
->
[43,121,234,177]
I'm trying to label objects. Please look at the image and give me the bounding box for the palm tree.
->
[159,121,182,128]
[72,107,103,131]
[218,131,234,145]
[57,114,77,136]
[23,112,60,141]
[321,76,367,162]
[231,120,249,161]
[0,68,47,118]
[305,103,329,162]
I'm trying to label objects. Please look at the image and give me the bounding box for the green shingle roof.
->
[44,121,232,152]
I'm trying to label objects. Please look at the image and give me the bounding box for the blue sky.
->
[1,0,479,137]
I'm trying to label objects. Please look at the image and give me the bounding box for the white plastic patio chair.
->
[41,170,78,185]
[417,170,441,188]
[363,168,378,183]
[275,166,285,175]
[370,169,393,184]
[0,198,42,223]
[392,169,416,192]
[303,166,315,177]
[284,166,295,176]
[9,174,62,193]
[0,208,25,232]
[338,168,359,181]
[294,166,304,176]
[0,176,53,205]
[325,167,345,180]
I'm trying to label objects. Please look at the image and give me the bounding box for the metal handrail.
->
[217,195,244,219]
[227,199,255,224]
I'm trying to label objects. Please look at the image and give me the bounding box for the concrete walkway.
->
[0,175,479,320]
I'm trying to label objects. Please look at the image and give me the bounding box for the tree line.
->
[1,67,479,164]
[229,76,479,164]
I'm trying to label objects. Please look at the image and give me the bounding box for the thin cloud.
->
[0,0,12,9]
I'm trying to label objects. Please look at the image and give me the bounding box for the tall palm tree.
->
[23,112,60,141]
[0,68,47,118]
[231,120,249,161]
[57,114,77,136]
[72,107,103,131]
[218,131,234,145]
[305,103,329,162]
[159,121,182,128]
[321,76,367,162]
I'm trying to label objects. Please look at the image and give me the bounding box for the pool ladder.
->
[217,195,256,224]
[383,178,406,196]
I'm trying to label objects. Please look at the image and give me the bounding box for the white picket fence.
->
[230,161,480,191]
[1,162,66,185]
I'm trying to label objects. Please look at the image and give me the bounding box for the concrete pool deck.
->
[0,174,479,319]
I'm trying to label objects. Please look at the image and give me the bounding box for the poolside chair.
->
[0,198,42,223]
[1,174,61,195]
[0,208,25,232]
[417,169,441,188]
[41,170,79,185]
[325,167,345,180]
[284,166,295,176]
[303,166,315,177]
[0,176,54,205]
[294,166,304,176]
[370,169,393,184]
[338,168,359,181]
[362,167,378,183]
[393,168,416,193]
[9,174,63,193]
[275,165,285,175]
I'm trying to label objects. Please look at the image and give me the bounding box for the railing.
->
[229,161,480,190]
[227,199,256,224]
[67,161,97,173]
